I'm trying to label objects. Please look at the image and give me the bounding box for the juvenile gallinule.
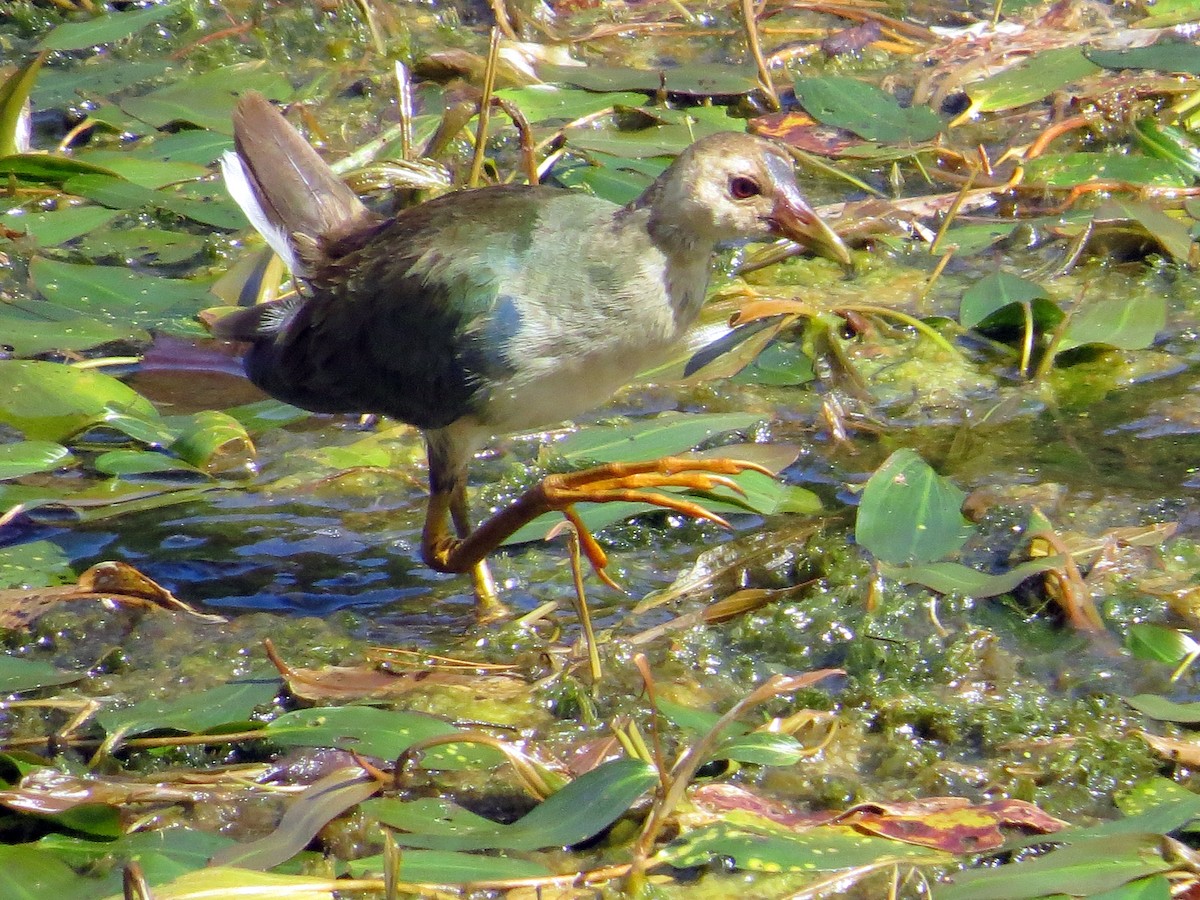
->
[217,91,849,612]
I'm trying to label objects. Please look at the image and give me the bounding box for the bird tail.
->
[220,91,372,276]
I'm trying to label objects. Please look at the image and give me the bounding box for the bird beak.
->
[771,191,852,267]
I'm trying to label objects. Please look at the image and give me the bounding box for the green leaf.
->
[960,272,1055,330]
[1090,875,1172,900]
[30,258,215,334]
[0,656,83,694]
[37,1,184,51]
[0,54,45,157]
[347,849,552,883]
[0,441,72,480]
[855,448,973,566]
[0,360,159,442]
[0,844,96,900]
[879,556,1065,598]
[1125,694,1200,723]
[966,48,1100,114]
[264,706,500,771]
[0,312,142,356]
[794,76,943,143]
[93,450,205,479]
[1125,624,1198,665]
[552,412,763,465]
[1058,295,1166,353]
[0,540,75,589]
[1023,153,1188,188]
[542,63,759,96]
[0,207,120,247]
[1086,42,1200,75]
[0,153,119,184]
[118,64,292,133]
[367,758,657,851]
[714,732,806,766]
[165,410,253,473]
[660,822,946,871]
[96,679,280,739]
[494,86,647,123]
[939,833,1170,899]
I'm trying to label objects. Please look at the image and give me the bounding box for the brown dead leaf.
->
[0,561,226,629]
[688,785,1066,853]
[845,798,1067,852]
[263,639,527,703]
[1139,730,1200,767]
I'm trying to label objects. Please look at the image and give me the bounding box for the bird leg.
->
[421,456,773,596]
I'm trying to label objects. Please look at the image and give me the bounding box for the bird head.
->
[639,132,851,266]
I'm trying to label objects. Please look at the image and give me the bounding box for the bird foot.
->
[532,456,772,589]
[423,456,772,604]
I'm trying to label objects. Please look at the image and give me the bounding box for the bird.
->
[215,91,850,614]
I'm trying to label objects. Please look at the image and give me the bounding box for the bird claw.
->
[539,456,770,589]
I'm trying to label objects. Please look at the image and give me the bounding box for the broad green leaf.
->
[494,86,647,123]
[0,656,83,694]
[0,540,74,589]
[93,450,205,479]
[39,828,236,893]
[98,867,339,900]
[1058,295,1166,353]
[367,758,657,851]
[1023,153,1187,188]
[1125,624,1198,665]
[96,679,281,738]
[715,732,806,766]
[552,412,763,464]
[939,833,1170,899]
[542,63,759,96]
[0,844,95,900]
[0,311,142,356]
[70,151,207,189]
[855,449,973,566]
[731,341,815,386]
[1125,694,1200,723]
[145,129,235,166]
[347,849,551,882]
[794,76,943,143]
[660,822,946,870]
[1134,120,1200,179]
[37,1,184,51]
[1087,42,1200,75]
[33,61,171,109]
[879,556,1065,598]
[0,441,72,480]
[0,154,119,183]
[1091,876,1172,900]
[1,207,119,247]
[966,48,1100,113]
[118,65,293,132]
[165,410,254,473]
[30,258,214,333]
[264,706,500,770]
[0,360,159,442]
[75,227,206,267]
[1049,795,1200,842]
[959,272,1054,330]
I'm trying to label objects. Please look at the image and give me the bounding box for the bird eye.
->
[729,176,761,200]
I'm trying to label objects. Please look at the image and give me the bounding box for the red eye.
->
[729,176,761,200]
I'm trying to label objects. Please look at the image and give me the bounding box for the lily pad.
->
[794,76,943,143]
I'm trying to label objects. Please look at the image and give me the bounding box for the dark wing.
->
[232,185,570,430]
